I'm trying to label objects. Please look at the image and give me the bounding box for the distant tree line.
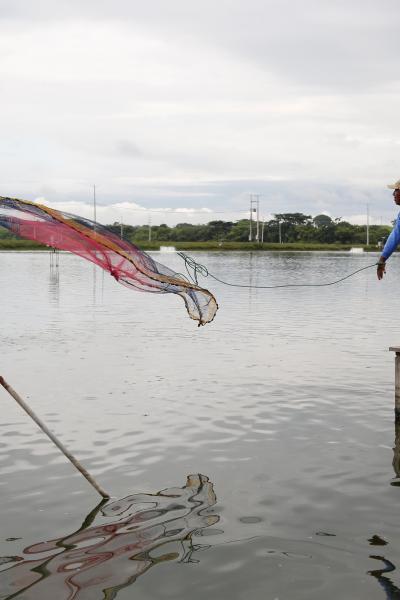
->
[0,212,392,246]
[106,213,391,246]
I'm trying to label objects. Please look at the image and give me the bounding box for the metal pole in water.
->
[389,348,400,420]
[0,376,110,499]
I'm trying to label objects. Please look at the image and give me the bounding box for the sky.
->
[0,0,399,226]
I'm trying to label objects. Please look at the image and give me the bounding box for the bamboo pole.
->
[0,376,110,499]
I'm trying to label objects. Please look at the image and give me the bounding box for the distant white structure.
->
[349,247,364,253]
[160,246,176,253]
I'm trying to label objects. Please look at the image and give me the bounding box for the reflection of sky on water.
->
[0,474,218,600]
[3,251,400,599]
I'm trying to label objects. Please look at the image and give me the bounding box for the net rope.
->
[177,251,378,289]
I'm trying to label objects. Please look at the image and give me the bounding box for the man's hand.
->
[377,261,386,280]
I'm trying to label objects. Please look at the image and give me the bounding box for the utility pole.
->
[148,214,152,242]
[249,195,253,241]
[261,216,265,244]
[93,184,97,230]
[249,195,259,242]
[278,220,282,244]
[366,203,370,246]
[254,194,260,242]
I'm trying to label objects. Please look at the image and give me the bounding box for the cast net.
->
[0,196,218,325]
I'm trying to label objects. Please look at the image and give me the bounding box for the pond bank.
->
[0,239,380,252]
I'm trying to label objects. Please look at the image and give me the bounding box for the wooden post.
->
[393,420,400,482]
[389,348,400,420]
[0,376,110,499]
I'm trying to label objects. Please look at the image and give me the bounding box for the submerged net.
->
[0,196,218,325]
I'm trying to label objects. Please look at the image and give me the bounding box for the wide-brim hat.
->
[387,179,400,189]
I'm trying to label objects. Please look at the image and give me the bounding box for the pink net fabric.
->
[0,197,218,325]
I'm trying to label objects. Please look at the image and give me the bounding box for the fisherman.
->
[377,179,400,280]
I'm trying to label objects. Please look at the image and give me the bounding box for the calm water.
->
[1,250,400,599]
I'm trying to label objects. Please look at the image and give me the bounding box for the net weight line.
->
[177,252,379,289]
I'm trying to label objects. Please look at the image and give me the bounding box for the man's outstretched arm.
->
[377,215,400,279]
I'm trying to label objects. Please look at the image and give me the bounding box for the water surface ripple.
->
[1,250,400,599]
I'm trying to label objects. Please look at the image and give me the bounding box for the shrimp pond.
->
[1,250,400,600]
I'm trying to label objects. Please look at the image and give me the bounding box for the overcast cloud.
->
[0,0,399,225]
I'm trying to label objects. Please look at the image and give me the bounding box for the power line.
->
[106,206,249,215]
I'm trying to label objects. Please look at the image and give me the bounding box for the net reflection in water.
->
[1,474,218,600]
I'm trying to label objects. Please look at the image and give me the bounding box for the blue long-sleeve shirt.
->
[382,212,400,259]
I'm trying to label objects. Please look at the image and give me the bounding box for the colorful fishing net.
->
[0,196,218,325]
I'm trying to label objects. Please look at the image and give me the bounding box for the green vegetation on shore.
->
[133,241,370,251]
[0,211,391,251]
[0,239,380,252]
[0,239,44,250]
[106,212,390,247]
